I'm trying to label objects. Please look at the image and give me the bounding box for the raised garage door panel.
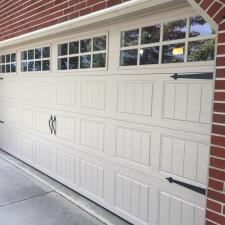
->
[0,7,214,225]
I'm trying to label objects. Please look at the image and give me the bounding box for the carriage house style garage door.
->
[0,3,217,225]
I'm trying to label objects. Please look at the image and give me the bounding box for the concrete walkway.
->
[0,157,104,225]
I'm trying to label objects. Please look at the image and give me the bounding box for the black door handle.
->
[52,115,56,135]
[166,177,206,195]
[48,115,53,134]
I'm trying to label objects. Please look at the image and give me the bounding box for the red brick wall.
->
[0,0,129,41]
[0,0,225,224]
[194,0,225,225]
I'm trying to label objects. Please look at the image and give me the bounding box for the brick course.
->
[0,0,128,41]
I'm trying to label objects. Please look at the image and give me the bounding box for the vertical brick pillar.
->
[207,21,225,224]
[192,0,225,224]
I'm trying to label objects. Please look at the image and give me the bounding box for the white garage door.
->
[0,6,215,225]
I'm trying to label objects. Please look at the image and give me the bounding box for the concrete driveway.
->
[0,157,104,225]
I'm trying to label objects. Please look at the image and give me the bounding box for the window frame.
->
[0,51,17,75]
[118,14,216,69]
[19,44,51,74]
[56,32,109,72]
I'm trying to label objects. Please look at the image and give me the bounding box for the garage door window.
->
[21,47,50,72]
[120,15,215,66]
[58,35,107,70]
[0,53,16,74]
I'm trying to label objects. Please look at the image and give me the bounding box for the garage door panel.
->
[19,80,34,103]
[0,81,4,99]
[80,119,105,152]
[55,80,76,107]
[197,144,209,184]
[0,79,18,102]
[0,127,17,154]
[35,110,52,135]
[19,107,33,130]
[163,82,213,124]
[55,114,76,143]
[117,81,153,117]
[35,81,51,105]
[200,83,214,123]
[56,149,79,185]
[160,135,209,184]
[7,129,18,155]
[159,192,205,225]
[0,126,8,150]
[33,140,52,173]
[115,173,149,224]
[5,80,17,101]
[116,126,151,166]
[18,134,33,162]
[3,104,17,126]
[80,80,106,110]
[80,159,104,199]
[186,84,202,122]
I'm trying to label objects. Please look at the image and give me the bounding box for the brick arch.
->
[186,0,225,224]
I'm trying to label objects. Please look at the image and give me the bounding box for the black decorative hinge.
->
[0,120,4,124]
[166,177,206,195]
[170,72,213,80]
[0,77,3,80]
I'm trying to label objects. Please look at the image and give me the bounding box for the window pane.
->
[140,47,159,65]
[35,48,42,59]
[163,19,186,41]
[11,64,16,73]
[1,65,5,73]
[21,51,27,61]
[69,57,78,69]
[58,43,68,56]
[42,60,50,71]
[58,58,68,70]
[93,36,106,51]
[0,56,3,64]
[28,50,34,60]
[43,47,50,58]
[188,39,215,62]
[28,61,34,71]
[69,42,79,54]
[162,43,185,63]
[189,16,214,37]
[6,64,10,73]
[141,25,160,44]
[80,39,92,53]
[120,49,138,66]
[35,61,41,71]
[2,55,5,63]
[80,55,91,68]
[11,53,16,62]
[121,29,139,47]
[93,53,106,68]
[21,62,27,72]
[6,54,10,63]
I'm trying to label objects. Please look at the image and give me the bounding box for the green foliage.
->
[188,39,215,62]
